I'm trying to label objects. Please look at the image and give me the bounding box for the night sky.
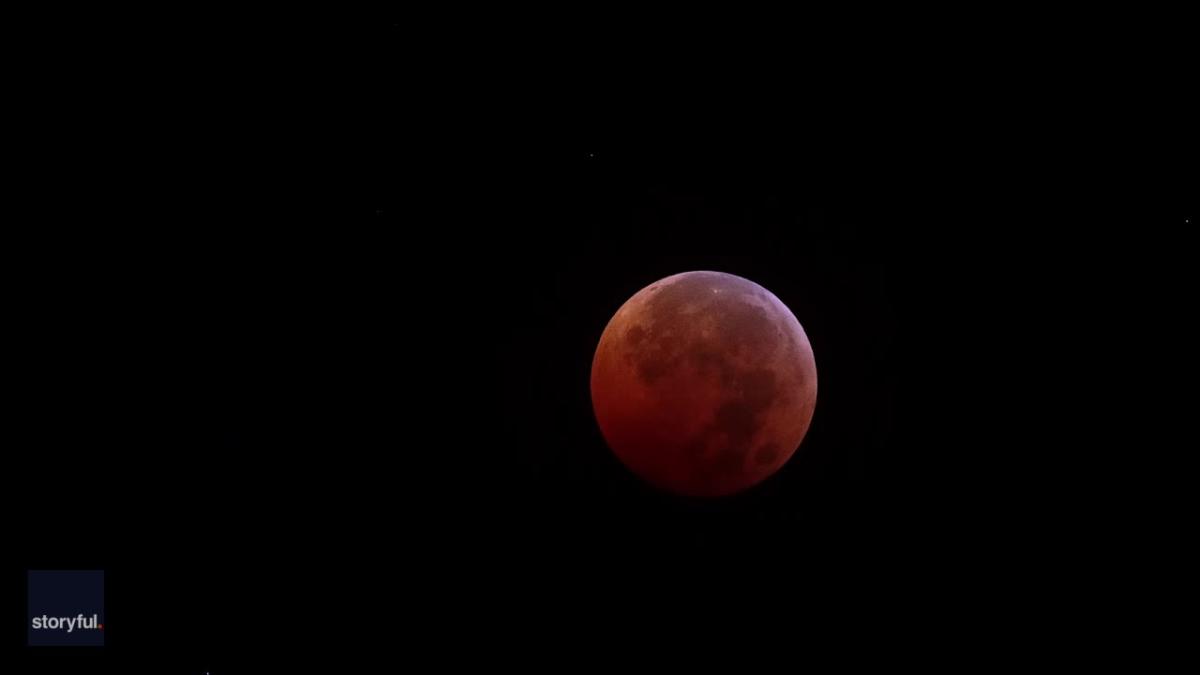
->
[9,15,1194,674]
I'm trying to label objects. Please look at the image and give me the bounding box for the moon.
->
[591,271,817,497]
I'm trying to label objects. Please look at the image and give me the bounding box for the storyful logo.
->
[27,570,105,647]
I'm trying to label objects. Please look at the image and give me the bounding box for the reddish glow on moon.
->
[591,271,817,497]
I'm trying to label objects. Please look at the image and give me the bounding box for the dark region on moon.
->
[625,275,788,448]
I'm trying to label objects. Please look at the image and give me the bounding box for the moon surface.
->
[591,271,817,497]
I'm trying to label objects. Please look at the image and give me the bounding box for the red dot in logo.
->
[98,624,104,630]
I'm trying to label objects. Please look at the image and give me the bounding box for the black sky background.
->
[7,14,1195,674]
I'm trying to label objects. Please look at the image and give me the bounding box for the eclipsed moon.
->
[590,271,817,497]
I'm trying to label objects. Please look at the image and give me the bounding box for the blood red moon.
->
[590,271,817,497]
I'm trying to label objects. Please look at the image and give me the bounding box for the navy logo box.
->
[27,570,105,647]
